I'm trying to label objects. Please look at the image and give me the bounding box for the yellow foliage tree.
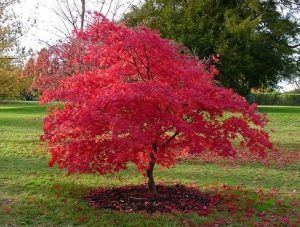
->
[0,0,29,99]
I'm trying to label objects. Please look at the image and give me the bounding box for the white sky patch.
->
[14,0,59,51]
[278,80,298,92]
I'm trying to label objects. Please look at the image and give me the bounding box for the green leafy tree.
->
[0,0,29,99]
[124,0,300,96]
[0,59,20,98]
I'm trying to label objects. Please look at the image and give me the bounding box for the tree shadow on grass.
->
[54,180,300,226]
[1,154,299,226]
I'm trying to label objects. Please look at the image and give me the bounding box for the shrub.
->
[252,93,300,106]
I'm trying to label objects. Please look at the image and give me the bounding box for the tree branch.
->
[288,43,300,48]
[161,131,180,147]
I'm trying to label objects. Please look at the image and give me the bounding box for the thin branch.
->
[278,0,300,6]
[52,23,73,38]
[124,48,146,81]
[159,113,196,148]
[54,1,78,31]
[161,131,180,147]
[111,0,121,21]
[159,126,175,136]
[104,0,114,17]
[52,9,73,37]
[288,43,300,48]
[99,0,106,13]
[143,45,152,80]
[64,0,79,30]
[132,48,149,78]
[72,0,82,17]
[132,56,146,82]
[120,0,133,17]
[117,56,135,65]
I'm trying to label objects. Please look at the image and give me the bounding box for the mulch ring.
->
[85,184,222,215]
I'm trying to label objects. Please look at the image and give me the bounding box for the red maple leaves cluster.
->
[25,14,275,181]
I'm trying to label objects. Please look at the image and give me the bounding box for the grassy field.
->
[0,102,299,226]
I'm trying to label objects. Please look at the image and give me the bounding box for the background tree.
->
[288,75,300,91]
[0,58,22,98]
[52,0,131,37]
[287,57,300,91]
[33,15,275,193]
[124,0,300,96]
[23,0,134,91]
[0,0,29,98]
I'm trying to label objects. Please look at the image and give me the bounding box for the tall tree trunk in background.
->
[80,0,85,30]
[53,0,126,38]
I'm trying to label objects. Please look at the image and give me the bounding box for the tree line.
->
[124,0,300,96]
[1,0,300,98]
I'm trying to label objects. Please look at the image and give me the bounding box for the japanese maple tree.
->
[27,14,276,193]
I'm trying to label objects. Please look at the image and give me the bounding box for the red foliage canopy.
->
[27,15,275,176]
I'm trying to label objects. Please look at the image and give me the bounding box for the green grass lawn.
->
[0,102,299,226]
[259,106,300,150]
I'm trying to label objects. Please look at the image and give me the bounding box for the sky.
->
[15,0,61,50]
[14,0,136,51]
[12,0,297,91]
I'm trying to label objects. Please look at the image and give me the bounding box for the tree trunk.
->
[80,0,86,30]
[146,162,156,193]
[147,144,157,193]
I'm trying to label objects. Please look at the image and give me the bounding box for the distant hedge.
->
[251,93,300,106]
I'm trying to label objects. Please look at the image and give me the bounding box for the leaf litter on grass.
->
[85,183,300,226]
[85,184,220,216]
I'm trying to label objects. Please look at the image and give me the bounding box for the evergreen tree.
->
[124,0,300,96]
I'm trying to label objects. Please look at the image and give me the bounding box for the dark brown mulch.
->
[85,184,222,215]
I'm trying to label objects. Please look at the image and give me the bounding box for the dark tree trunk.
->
[146,162,156,193]
[147,144,157,193]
